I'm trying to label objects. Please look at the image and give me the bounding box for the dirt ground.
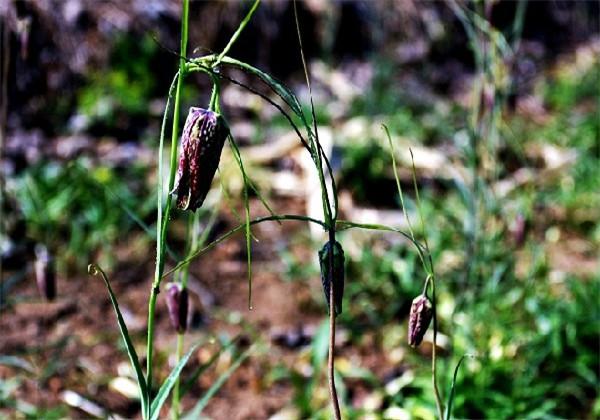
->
[0,196,386,419]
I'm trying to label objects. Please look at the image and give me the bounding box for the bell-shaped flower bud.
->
[166,283,189,334]
[172,107,228,211]
[408,294,433,347]
[318,240,345,316]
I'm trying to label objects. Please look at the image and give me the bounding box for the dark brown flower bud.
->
[408,294,433,347]
[34,245,55,301]
[166,283,189,333]
[172,107,228,211]
[318,241,345,316]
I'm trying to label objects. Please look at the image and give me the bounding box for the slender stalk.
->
[407,150,444,419]
[228,135,253,309]
[172,332,185,420]
[293,1,333,225]
[292,3,340,416]
[327,230,341,420]
[147,0,189,408]
[431,275,444,420]
[215,0,260,66]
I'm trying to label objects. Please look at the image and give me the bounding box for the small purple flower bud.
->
[34,245,55,301]
[166,283,189,333]
[408,294,433,347]
[318,241,345,316]
[510,213,527,247]
[172,107,228,211]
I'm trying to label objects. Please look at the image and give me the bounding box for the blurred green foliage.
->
[323,56,599,418]
[77,34,163,133]
[11,159,153,271]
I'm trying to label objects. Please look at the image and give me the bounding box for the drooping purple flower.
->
[166,283,189,334]
[172,107,228,211]
[318,241,345,316]
[408,294,433,347]
[34,244,56,301]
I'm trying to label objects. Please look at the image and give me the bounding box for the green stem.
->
[215,0,261,66]
[431,275,444,419]
[147,0,189,410]
[185,57,339,222]
[293,1,333,225]
[172,332,185,420]
[209,80,220,112]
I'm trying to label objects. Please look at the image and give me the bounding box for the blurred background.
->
[0,0,598,418]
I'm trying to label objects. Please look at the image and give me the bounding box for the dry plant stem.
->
[328,230,342,420]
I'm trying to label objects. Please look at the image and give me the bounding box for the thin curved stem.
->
[383,125,429,274]
[430,275,443,419]
[185,61,339,218]
[335,220,429,264]
[215,0,261,66]
[162,214,326,278]
[293,0,333,225]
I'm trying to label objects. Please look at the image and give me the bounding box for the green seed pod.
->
[318,240,345,316]
[172,107,228,211]
[408,294,433,347]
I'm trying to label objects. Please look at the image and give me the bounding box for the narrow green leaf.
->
[227,135,253,309]
[163,214,326,278]
[246,176,279,223]
[88,264,148,418]
[227,136,279,224]
[335,219,427,259]
[218,56,305,120]
[180,338,237,398]
[182,346,253,419]
[444,354,475,420]
[149,342,201,420]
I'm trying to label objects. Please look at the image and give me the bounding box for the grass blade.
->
[444,354,475,420]
[87,264,148,418]
[182,346,253,419]
[180,338,237,398]
[149,342,201,420]
[227,135,253,309]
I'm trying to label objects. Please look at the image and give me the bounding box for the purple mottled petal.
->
[172,107,228,211]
